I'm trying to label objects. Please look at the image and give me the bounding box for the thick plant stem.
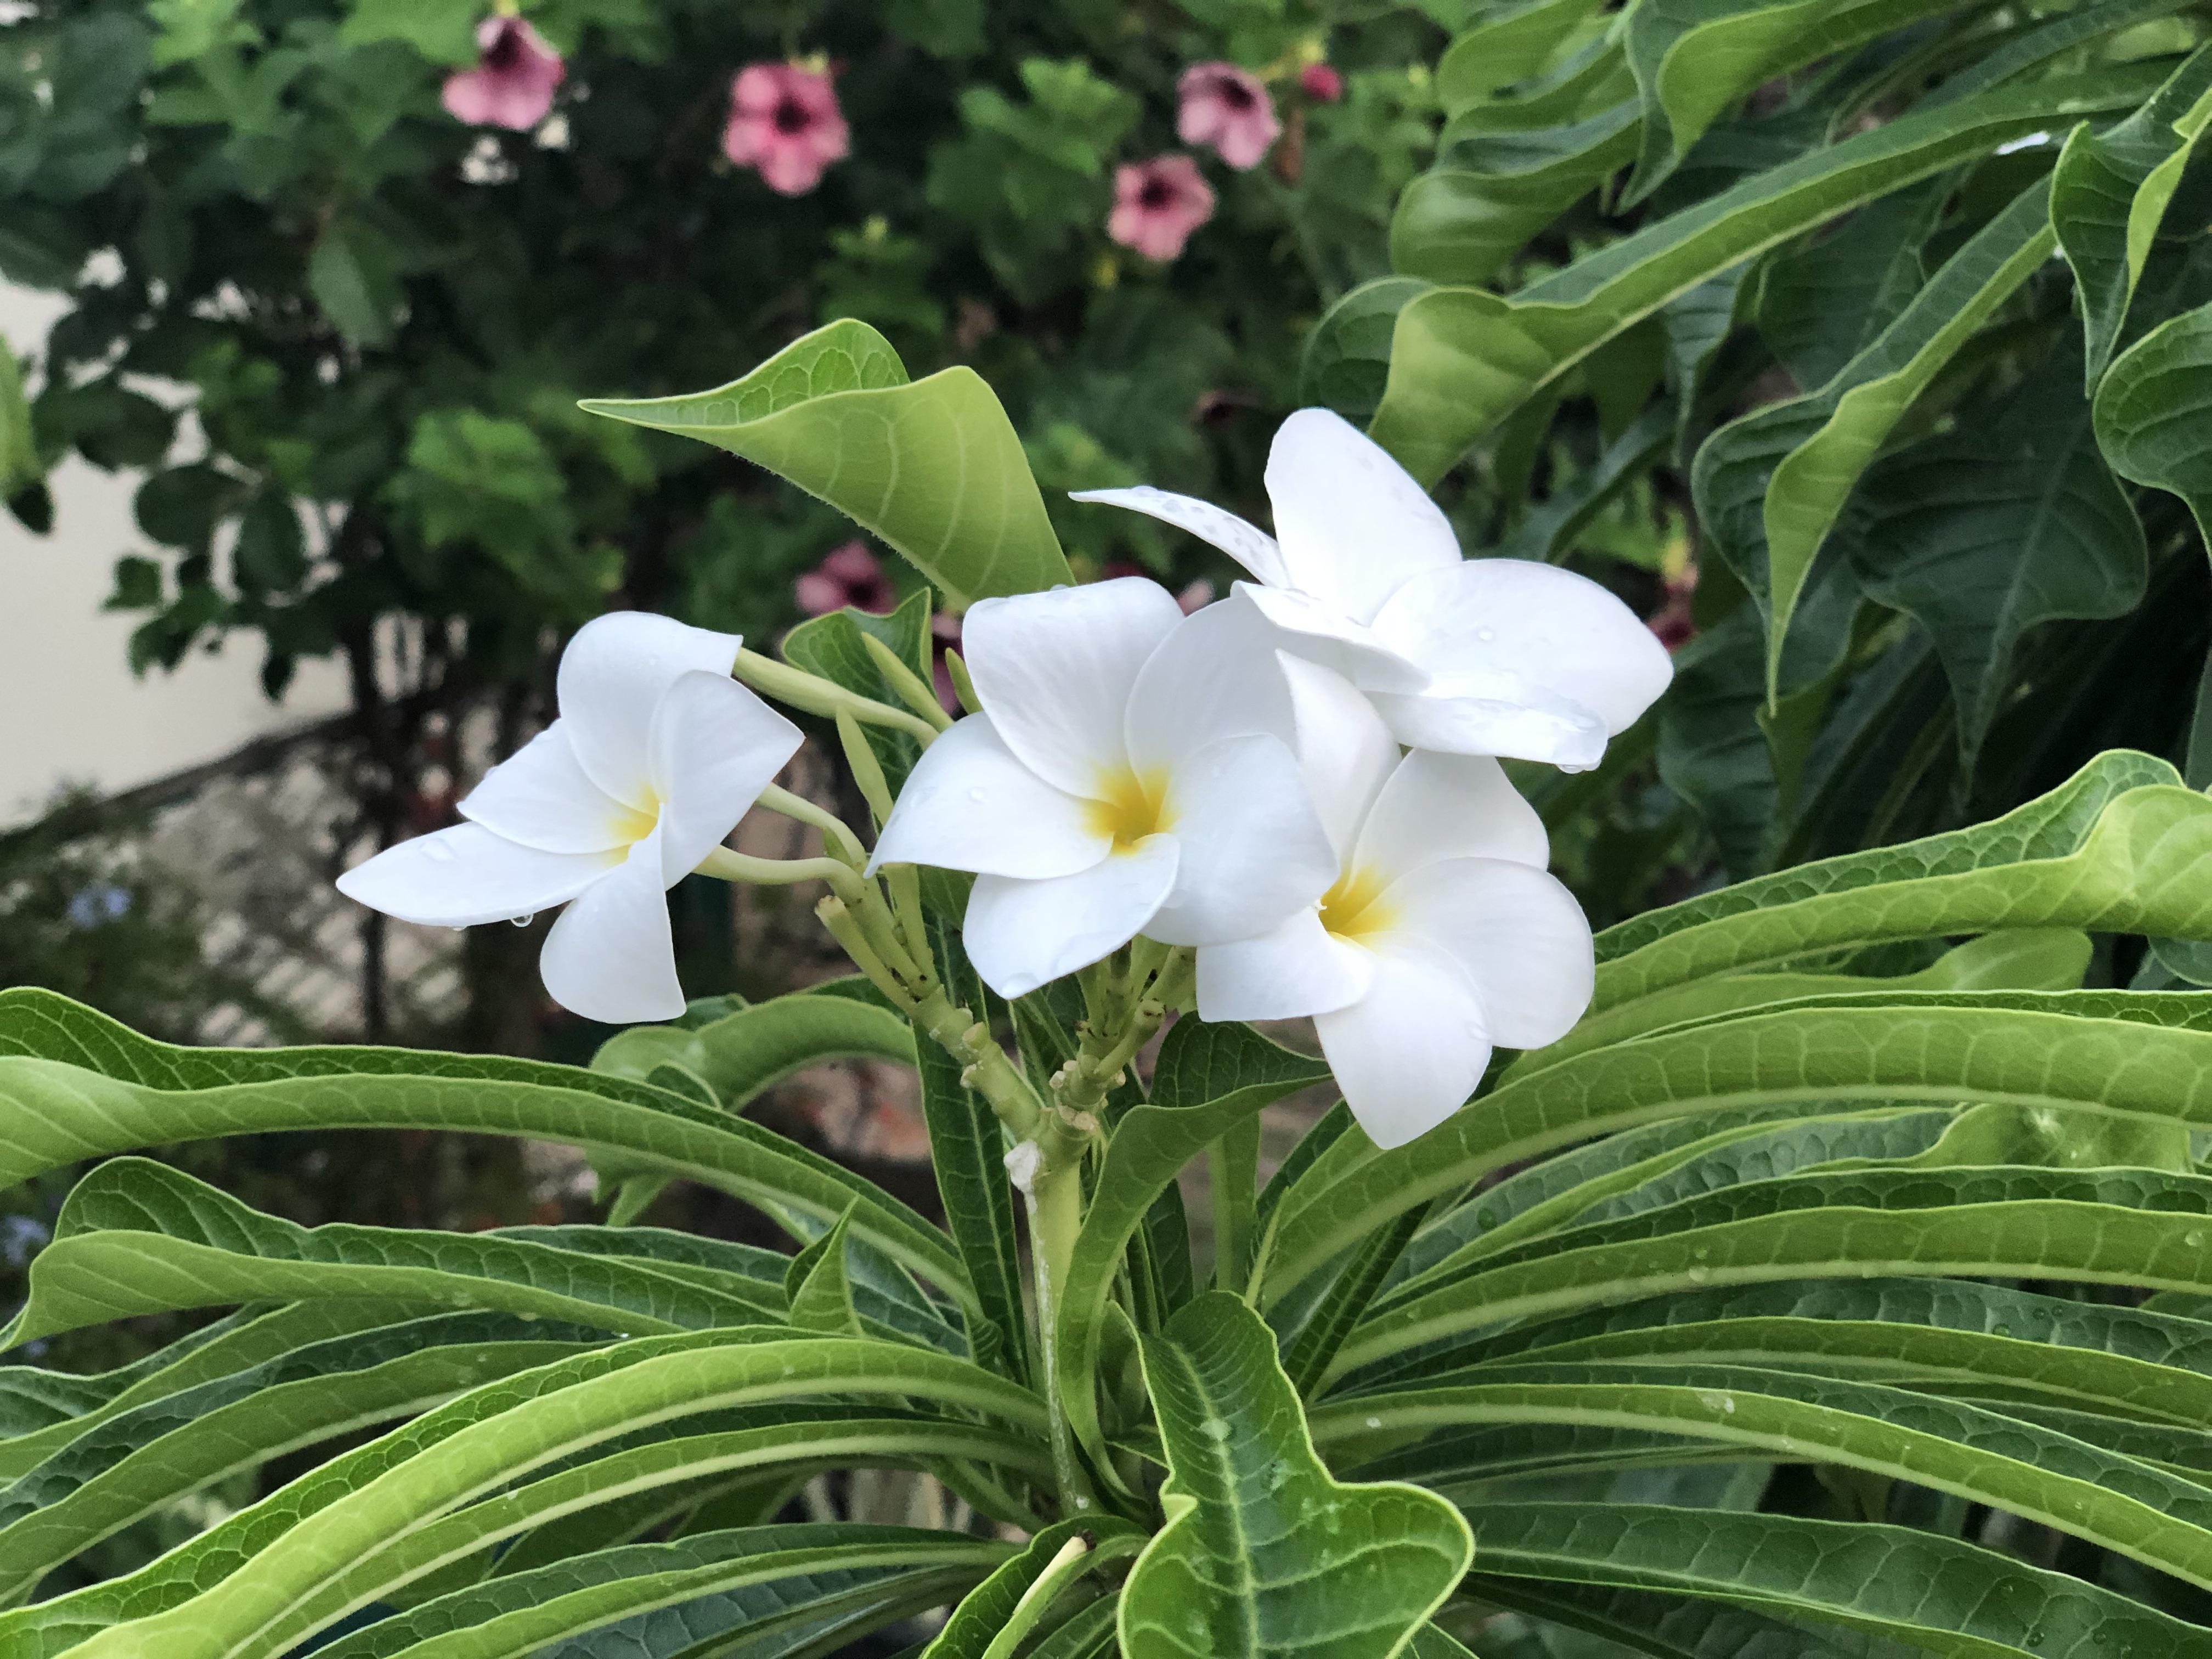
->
[695,846,864,904]
[1029,1160,1096,1516]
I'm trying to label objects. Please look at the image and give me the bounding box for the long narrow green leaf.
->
[923,1518,1146,1659]
[1362,66,2159,483]
[1459,1504,2210,1655]
[590,986,915,1108]
[579,320,1069,603]
[1053,1022,1329,1467]
[1315,1360,2212,1587]
[1120,1294,1469,1659]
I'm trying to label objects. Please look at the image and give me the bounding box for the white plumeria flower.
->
[337,612,801,1025]
[1073,408,1673,771]
[869,578,1337,998]
[1197,662,1593,1149]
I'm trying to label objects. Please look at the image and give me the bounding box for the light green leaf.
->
[923,1517,1145,1659]
[785,1207,864,1336]
[1119,1293,1470,1659]
[1436,0,1610,110]
[590,983,915,1109]
[315,1525,1007,1659]
[1469,1580,1918,1659]
[2093,297,2212,545]
[1054,1021,1329,1466]
[1361,66,2158,484]
[0,336,38,500]
[334,0,479,63]
[1692,177,2056,701]
[580,320,1069,604]
[1460,1504,2208,1655]
[2052,42,2212,384]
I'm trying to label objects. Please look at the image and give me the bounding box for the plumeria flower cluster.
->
[339,413,1668,1153]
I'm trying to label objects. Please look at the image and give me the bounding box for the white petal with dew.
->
[870,715,1110,880]
[557,612,742,810]
[1370,559,1673,737]
[1381,856,1593,1051]
[336,824,616,928]
[1124,592,1298,776]
[1195,907,1373,1022]
[963,579,1182,796]
[1144,733,1338,947]
[1281,653,1397,862]
[1316,941,1493,1150]
[1265,409,1460,622]
[458,722,638,855]
[1352,751,1548,879]
[1068,486,1291,587]
[1239,583,1431,694]
[538,833,686,1023]
[650,670,804,884]
[963,838,1180,998]
[1367,677,1607,770]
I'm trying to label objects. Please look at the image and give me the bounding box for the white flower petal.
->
[1352,751,1548,879]
[1239,582,1431,695]
[1124,592,1297,776]
[1265,409,1461,622]
[458,722,638,855]
[649,670,805,884]
[1068,486,1291,586]
[538,833,686,1024]
[1146,734,1338,946]
[870,715,1110,879]
[1195,907,1373,1022]
[1370,559,1673,737]
[1380,856,1593,1051]
[557,612,743,810]
[1281,653,1397,862]
[1366,679,1609,770]
[964,578,1182,796]
[964,838,1181,998]
[1316,940,1492,1150]
[336,824,616,928]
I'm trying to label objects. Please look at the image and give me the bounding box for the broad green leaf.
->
[2053,42,2212,383]
[1756,183,1945,392]
[1361,67,2159,483]
[0,992,967,1308]
[1470,1579,1921,1659]
[580,320,1070,603]
[0,1312,597,1602]
[314,1526,1007,1659]
[1621,0,1967,203]
[1271,992,2212,1306]
[1332,1161,2212,1378]
[1460,1504,2207,1656]
[1436,0,1611,110]
[1054,1022,1329,1466]
[590,984,915,1109]
[1588,751,2204,1011]
[1315,1360,2212,1587]
[2093,297,2212,545]
[1692,177,2056,701]
[918,916,1029,1384]
[923,1517,1145,1659]
[3,1159,786,1347]
[1297,276,1433,422]
[1391,103,1640,285]
[1844,343,2146,770]
[1118,1294,1470,1659]
[55,1332,1046,1659]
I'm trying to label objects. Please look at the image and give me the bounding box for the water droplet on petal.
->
[967,788,986,804]
[1475,627,1496,643]
[509,913,535,927]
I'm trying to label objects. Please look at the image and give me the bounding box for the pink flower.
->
[723,63,850,196]
[1107,156,1215,262]
[1300,63,1345,103]
[795,541,894,616]
[441,16,565,132]
[930,611,962,712]
[1177,62,1280,170]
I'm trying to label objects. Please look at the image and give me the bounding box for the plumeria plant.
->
[9,317,2212,1656]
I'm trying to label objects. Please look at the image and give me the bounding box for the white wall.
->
[0,286,348,825]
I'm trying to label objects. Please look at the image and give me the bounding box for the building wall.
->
[0,286,348,826]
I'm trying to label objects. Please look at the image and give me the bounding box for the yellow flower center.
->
[608,791,658,848]
[1318,865,1395,943]
[1084,766,1173,852]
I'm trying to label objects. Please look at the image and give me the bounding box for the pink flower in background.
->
[442,16,565,131]
[1177,63,1280,170]
[1108,156,1215,261]
[1300,63,1345,103]
[724,63,850,196]
[930,611,963,712]
[796,541,894,616]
